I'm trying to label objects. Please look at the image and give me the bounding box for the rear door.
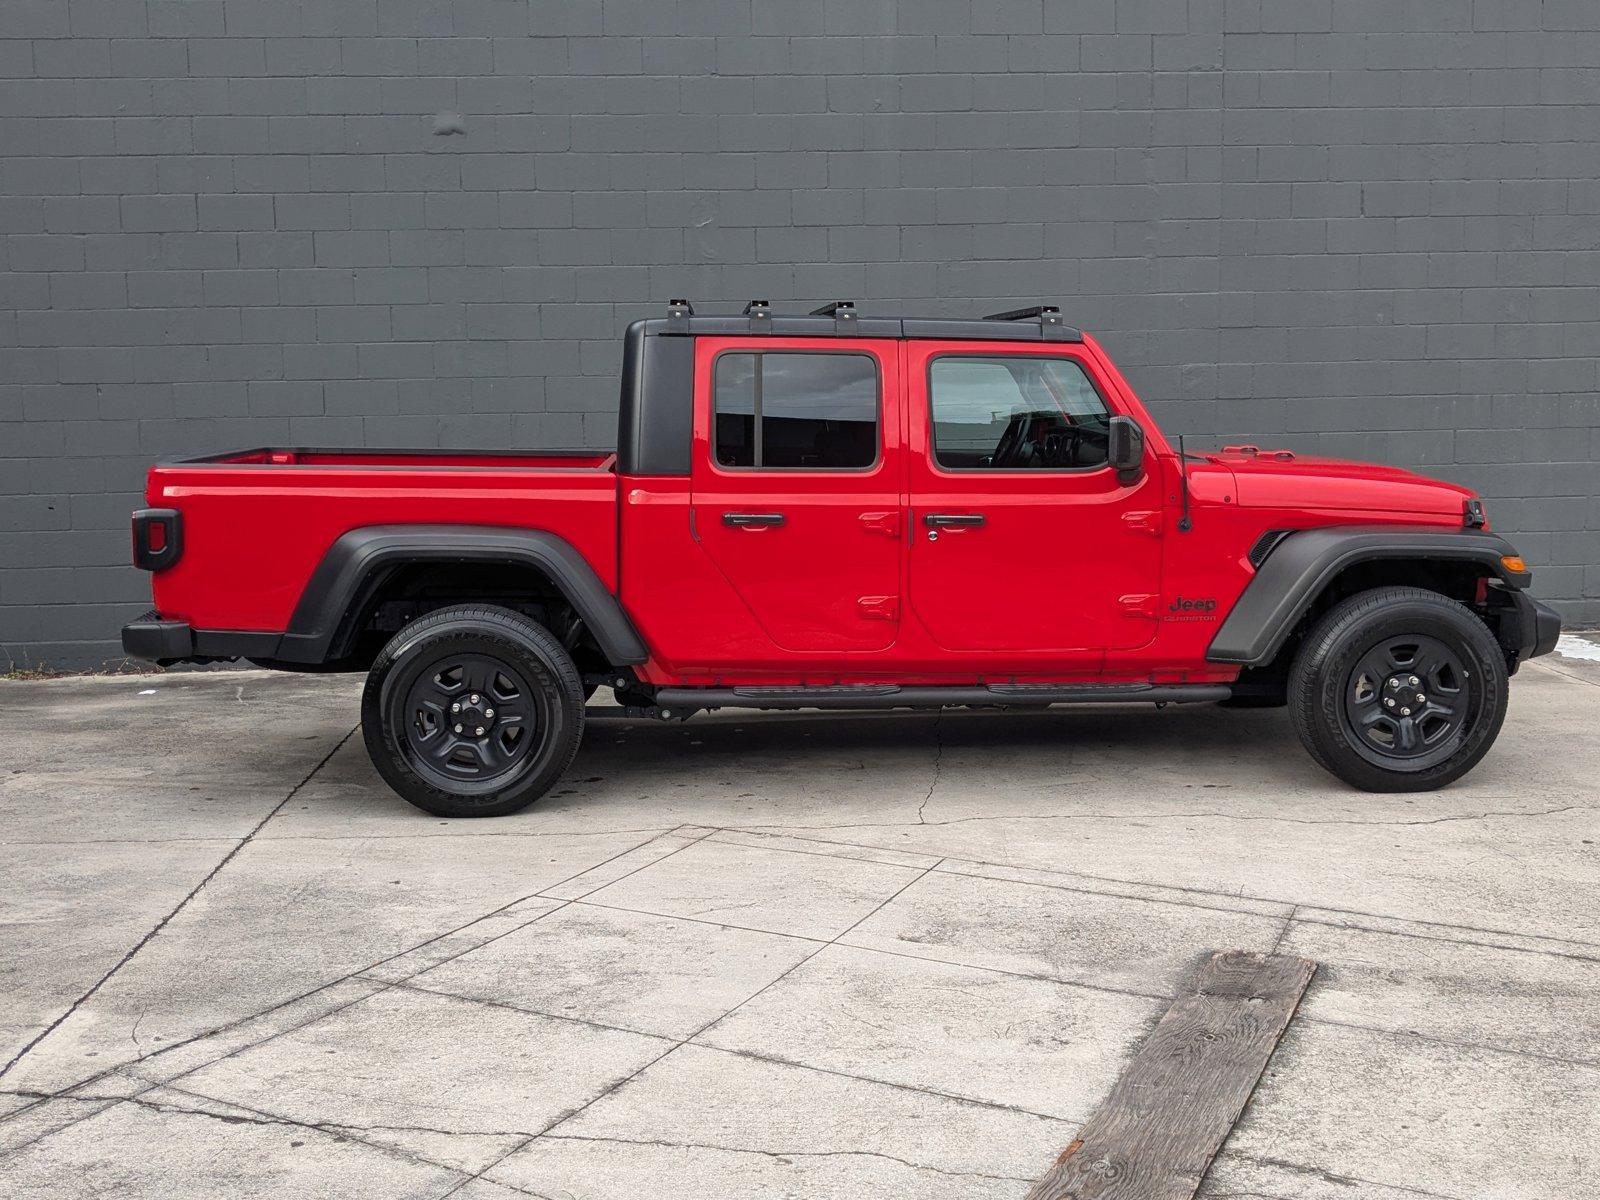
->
[689,337,904,652]
[905,341,1163,656]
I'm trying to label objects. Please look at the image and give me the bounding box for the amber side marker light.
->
[1502,555,1527,573]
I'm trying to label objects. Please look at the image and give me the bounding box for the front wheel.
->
[1288,586,1508,792]
[362,605,586,817]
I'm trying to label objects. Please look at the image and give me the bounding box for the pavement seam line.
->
[80,827,723,1192]
[734,826,1600,956]
[737,800,1597,832]
[0,825,707,1158]
[1269,905,1299,954]
[1284,912,1600,964]
[1535,659,1600,690]
[452,857,949,1196]
[1301,1015,1600,1073]
[0,824,703,1141]
[933,863,1293,921]
[381,976,1085,1126]
[0,725,359,1083]
[109,1084,484,1182]
[1226,1151,1468,1200]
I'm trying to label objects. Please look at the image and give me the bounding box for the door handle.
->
[723,512,785,528]
[923,513,985,528]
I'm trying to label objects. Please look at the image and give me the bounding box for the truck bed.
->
[146,447,620,634]
[177,446,617,470]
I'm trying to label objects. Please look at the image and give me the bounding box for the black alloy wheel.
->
[1341,634,1472,771]
[362,605,585,817]
[396,652,545,792]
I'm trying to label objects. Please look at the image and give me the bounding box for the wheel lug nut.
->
[485,708,494,718]
[470,694,480,704]
[1385,698,1395,708]
[475,726,485,736]
[1416,693,1425,703]
[451,702,460,712]
[454,724,462,733]
[1409,676,1418,685]
[1400,707,1412,716]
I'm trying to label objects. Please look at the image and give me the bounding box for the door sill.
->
[646,682,1232,713]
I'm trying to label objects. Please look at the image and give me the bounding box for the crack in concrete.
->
[917,711,943,824]
[0,726,360,1083]
[540,1131,1037,1183]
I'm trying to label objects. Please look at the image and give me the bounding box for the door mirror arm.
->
[1107,415,1145,486]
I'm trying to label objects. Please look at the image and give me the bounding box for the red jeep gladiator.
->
[123,301,1561,816]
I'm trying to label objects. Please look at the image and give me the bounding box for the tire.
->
[361,605,586,817]
[1287,586,1507,792]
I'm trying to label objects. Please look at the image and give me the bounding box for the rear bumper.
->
[122,612,193,663]
[122,613,283,665]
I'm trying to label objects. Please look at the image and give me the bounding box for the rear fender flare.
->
[1207,527,1529,667]
[277,525,648,667]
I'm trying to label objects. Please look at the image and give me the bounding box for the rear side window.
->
[714,352,879,469]
[929,355,1111,471]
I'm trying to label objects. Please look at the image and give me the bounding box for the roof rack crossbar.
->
[983,303,1067,341]
[984,304,1060,322]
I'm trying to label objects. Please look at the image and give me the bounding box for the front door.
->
[905,342,1163,657]
[690,337,903,653]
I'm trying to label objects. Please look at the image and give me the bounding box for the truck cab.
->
[123,301,1561,815]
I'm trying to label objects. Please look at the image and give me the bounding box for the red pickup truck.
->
[123,301,1560,816]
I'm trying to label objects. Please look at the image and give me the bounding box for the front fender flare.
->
[276,525,648,667]
[1207,526,1529,667]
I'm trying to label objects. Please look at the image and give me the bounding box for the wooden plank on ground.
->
[1026,949,1316,1200]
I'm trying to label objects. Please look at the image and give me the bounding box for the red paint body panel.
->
[148,457,618,630]
[140,334,1481,686]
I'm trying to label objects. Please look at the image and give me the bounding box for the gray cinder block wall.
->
[2,0,1598,669]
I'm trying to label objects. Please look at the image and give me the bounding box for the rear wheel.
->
[1288,586,1507,792]
[362,605,585,817]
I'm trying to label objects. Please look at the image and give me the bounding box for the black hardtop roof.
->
[630,300,1083,344]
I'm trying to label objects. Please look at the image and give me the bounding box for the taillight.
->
[132,508,183,571]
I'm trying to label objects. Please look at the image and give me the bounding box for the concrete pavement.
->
[2,638,1598,1198]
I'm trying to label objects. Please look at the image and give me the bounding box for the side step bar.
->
[648,682,1232,713]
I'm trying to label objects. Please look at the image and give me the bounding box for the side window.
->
[714,352,879,470]
[929,355,1111,471]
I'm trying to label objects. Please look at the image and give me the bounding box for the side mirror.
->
[1107,415,1145,485]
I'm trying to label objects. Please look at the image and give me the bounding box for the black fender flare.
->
[275,525,648,667]
[1207,526,1530,667]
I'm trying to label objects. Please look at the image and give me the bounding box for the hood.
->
[1209,445,1474,518]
